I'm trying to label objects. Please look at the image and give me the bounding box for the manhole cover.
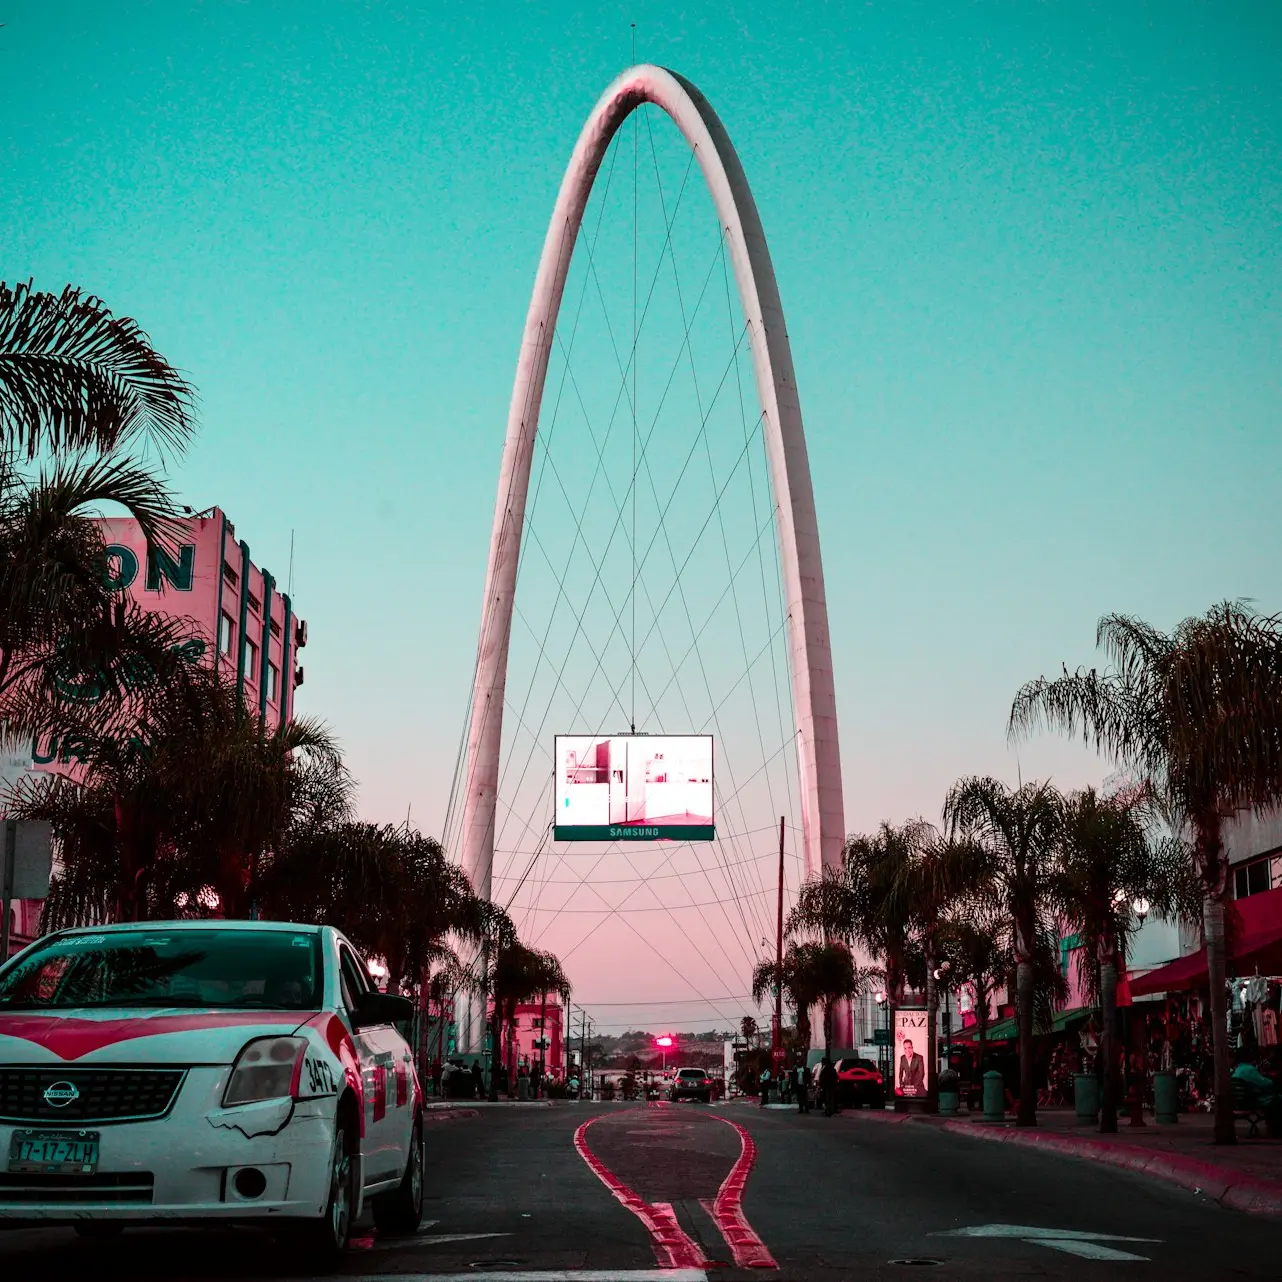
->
[889,1260,944,1267]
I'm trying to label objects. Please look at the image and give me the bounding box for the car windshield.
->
[0,928,323,1011]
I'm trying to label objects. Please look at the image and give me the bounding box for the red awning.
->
[1130,886,1282,996]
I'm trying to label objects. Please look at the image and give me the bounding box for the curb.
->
[422,1107,479,1121]
[937,1120,1282,1219]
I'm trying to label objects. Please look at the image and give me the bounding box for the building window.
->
[244,638,258,682]
[1234,853,1280,900]
[218,612,235,656]
[222,561,239,587]
[247,592,261,615]
[267,662,279,701]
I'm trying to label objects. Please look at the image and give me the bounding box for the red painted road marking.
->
[703,1116,777,1269]
[573,1118,710,1270]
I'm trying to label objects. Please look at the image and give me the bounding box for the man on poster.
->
[898,1038,926,1097]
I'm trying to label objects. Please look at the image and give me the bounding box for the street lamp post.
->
[875,991,890,1097]
[933,962,953,1074]
[1127,897,1151,1127]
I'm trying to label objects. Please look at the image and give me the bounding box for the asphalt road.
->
[1,1101,1278,1280]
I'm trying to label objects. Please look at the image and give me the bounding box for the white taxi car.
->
[0,920,424,1265]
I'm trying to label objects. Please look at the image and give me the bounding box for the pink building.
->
[498,997,565,1081]
[6,508,308,956]
[33,506,307,772]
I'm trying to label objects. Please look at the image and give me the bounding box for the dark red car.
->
[819,1056,885,1108]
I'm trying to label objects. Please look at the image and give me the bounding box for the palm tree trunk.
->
[1204,892,1235,1145]
[823,1001,833,1061]
[1099,949,1118,1134]
[1015,916,1036,1126]
[1191,813,1235,1146]
[925,955,939,1111]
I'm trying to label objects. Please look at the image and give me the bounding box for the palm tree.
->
[806,941,875,1061]
[788,820,931,1056]
[884,831,986,1107]
[751,941,831,1052]
[489,942,571,1100]
[944,776,1063,1126]
[1010,604,1282,1144]
[14,672,344,924]
[0,454,197,734]
[739,1015,759,1050]
[1,281,195,458]
[1048,787,1199,1132]
[938,912,1010,1083]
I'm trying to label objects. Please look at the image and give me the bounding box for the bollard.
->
[1074,1072,1099,1124]
[982,1071,1006,1122]
[1154,1070,1179,1124]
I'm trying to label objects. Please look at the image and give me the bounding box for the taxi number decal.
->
[304,1056,337,1095]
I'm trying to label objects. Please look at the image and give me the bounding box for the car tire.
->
[74,1223,124,1240]
[372,1119,424,1235]
[291,1121,356,1269]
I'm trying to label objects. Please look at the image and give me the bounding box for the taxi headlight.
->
[223,1035,309,1106]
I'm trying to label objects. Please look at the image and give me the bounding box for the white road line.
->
[933,1223,1158,1263]
[935,1225,1159,1242]
[1038,1240,1151,1262]
[361,1232,511,1251]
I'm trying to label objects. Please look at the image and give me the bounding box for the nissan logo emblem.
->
[43,1081,79,1108]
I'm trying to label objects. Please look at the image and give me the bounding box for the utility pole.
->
[772,816,785,1071]
[538,989,547,1098]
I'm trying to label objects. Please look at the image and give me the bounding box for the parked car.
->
[668,1067,713,1103]
[833,1056,885,1108]
[0,921,423,1265]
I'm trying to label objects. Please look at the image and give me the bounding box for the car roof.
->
[50,921,326,935]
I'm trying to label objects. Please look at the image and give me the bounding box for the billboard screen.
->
[554,734,714,841]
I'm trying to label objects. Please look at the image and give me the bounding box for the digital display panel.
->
[554,734,714,841]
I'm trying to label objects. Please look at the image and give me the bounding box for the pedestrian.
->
[759,1066,772,1107]
[431,1059,443,1099]
[819,1056,838,1117]
[794,1061,810,1114]
[471,1060,484,1099]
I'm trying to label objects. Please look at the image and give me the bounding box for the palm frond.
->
[0,281,195,458]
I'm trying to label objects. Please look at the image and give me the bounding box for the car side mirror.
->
[352,990,414,1030]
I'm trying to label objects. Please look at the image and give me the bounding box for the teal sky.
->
[4,2,1280,1022]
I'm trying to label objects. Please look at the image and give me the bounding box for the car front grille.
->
[0,1172,154,1205]
[0,1068,186,1124]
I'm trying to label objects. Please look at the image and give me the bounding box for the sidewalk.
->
[843,1105,1282,1218]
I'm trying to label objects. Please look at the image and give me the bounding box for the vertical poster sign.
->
[893,1007,928,1098]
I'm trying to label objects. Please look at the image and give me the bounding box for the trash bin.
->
[938,1069,960,1117]
[1154,1070,1178,1124]
[517,1076,531,1101]
[982,1071,1005,1122]
[1074,1072,1099,1124]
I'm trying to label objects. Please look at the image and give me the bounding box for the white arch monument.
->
[457,65,848,1045]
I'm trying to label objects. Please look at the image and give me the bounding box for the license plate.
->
[8,1130,100,1174]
